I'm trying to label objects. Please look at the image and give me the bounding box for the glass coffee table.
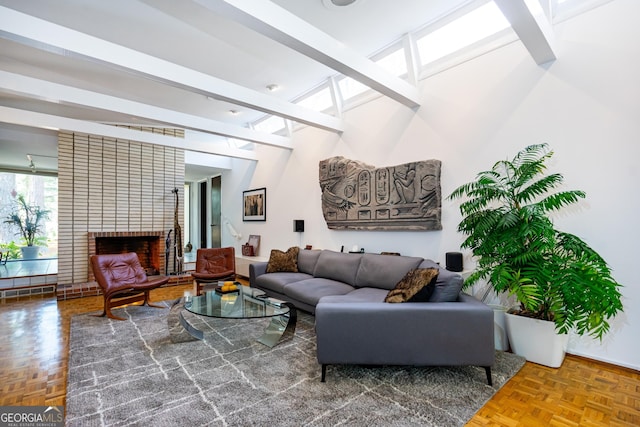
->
[169,283,296,348]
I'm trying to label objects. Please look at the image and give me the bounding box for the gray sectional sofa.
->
[249,249,495,384]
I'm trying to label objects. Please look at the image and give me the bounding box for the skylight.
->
[416,1,511,66]
[295,86,334,113]
[337,77,369,102]
[250,0,531,131]
[375,47,407,77]
[253,115,285,134]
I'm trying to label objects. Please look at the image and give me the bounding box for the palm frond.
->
[538,191,586,213]
[514,173,565,205]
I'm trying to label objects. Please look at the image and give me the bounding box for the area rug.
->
[66,302,525,426]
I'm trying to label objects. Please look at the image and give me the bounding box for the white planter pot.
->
[20,246,40,260]
[489,305,509,351]
[505,312,568,368]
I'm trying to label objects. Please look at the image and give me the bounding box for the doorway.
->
[210,176,221,248]
[198,181,207,248]
[197,176,222,249]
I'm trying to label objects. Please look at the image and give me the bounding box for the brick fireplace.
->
[56,131,187,300]
[87,231,165,281]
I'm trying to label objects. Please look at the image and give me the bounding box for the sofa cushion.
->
[418,259,464,302]
[384,268,438,303]
[319,287,388,304]
[254,272,314,295]
[284,278,355,307]
[266,247,299,273]
[313,250,362,286]
[355,253,423,290]
[297,249,322,275]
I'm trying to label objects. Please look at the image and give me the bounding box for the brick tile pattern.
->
[57,130,185,289]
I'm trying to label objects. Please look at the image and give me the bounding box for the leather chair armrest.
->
[191,270,234,281]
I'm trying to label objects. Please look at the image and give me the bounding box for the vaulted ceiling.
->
[0,0,555,178]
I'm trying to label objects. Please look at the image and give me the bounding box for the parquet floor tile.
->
[1,281,638,426]
[468,354,640,426]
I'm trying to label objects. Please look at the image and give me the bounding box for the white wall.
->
[221,0,639,370]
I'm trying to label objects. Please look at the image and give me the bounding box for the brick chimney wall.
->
[57,130,184,287]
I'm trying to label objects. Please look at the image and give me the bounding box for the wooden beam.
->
[193,0,421,108]
[494,0,556,65]
[0,71,292,150]
[0,107,258,161]
[0,6,344,133]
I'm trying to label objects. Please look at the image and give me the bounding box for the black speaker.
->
[294,219,304,232]
[446,252,463,272]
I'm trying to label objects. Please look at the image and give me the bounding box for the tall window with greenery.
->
[0,172,58,259]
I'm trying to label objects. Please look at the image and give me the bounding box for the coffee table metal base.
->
[168,298,202,343]
[168,298,296,347]
[256,302,297,347]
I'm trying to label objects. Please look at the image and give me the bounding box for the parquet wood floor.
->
[1,284,638,426]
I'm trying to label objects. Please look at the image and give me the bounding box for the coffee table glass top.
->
[184,284,290,319]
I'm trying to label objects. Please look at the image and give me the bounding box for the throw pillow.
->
[266,247,300,273]
[384,268,439,303]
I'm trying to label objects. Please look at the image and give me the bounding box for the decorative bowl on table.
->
[215,281,240,294]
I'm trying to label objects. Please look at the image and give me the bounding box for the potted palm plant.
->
[448,144,623,367]
[4,193,50,259]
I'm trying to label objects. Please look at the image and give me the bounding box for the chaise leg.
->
[142,290,163,308]
[92,308,108,318]
[94,292,161,321]
[92,296,126,321]
[321,364,327,382]
[92,295,108,318]
[104,303,127,321]
[485,366,492,386]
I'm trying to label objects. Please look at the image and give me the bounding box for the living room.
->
[0,0,638,425]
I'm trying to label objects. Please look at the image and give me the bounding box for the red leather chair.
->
[90,252,170,320]
[191,247,236,295]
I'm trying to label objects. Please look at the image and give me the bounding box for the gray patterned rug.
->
[66,301,525,426]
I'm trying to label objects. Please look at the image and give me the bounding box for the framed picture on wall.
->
[243,187,266,221]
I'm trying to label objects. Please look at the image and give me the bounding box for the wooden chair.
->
[90,252,169,320]
[191,247,236,296]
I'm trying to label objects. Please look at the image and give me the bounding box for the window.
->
[0,172,58,259]
[552,0,612,23]
[295,85,334,113]
[337,77,369,102]
[416,2,510,66]
[227,138,254,150]
[253,115,286,134]
[375,47,407,77]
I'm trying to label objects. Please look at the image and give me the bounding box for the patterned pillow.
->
[266,247,300,273]
[384,268,439,303]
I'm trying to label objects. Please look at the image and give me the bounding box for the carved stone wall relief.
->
[319,156,441,230]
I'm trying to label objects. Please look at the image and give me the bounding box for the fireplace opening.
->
[88,231,164,281]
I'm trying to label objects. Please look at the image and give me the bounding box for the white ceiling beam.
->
[0,107,258,161]
[193,0,421,109]
[494,0,556,65]
[0,6,343,133]
[184,150,233,170]
[0,71,293,150]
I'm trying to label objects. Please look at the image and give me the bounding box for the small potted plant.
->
[448,144,623,367]
[4,193,50,259]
